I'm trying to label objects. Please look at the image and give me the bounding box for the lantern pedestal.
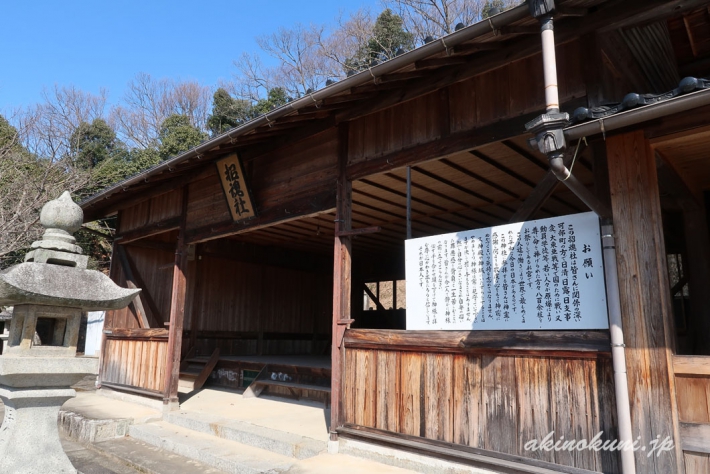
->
[0,356,99,473]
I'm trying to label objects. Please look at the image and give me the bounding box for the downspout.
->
[525,2,636,473]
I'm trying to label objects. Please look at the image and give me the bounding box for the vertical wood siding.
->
[188,254,332,356]
[105,240,176,330]
[118,188,184,233]
[100,336,167,393]
[343,348,619,472]
[674,355,710,472]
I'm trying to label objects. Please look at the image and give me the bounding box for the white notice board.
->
[405,212,609,330]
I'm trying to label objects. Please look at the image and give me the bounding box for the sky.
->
[1,0,381,112]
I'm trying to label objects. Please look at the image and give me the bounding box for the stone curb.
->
[165,411,326,460]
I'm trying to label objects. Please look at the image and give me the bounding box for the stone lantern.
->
[0,191,139,474]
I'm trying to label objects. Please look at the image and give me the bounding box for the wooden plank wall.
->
[118,188,184,233]
[188,253,332,356]
[347,40,584,165]
[185,128,339,233]
[105,235,176,329]
[674,355,710,472]
[100,332,168,393]
[343,347,619,473]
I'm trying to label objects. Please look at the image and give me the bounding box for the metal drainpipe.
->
[526,2,636,473]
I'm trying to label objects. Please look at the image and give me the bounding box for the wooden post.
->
[606,131,683,473]
[163,186,190,407]
[331,122,352,439]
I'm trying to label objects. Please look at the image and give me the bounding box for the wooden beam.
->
[499,25,540,35]
[606,130,683,472]
[114,217,181,245]
[336,226,381,237]
[507,171,561,223]
[469,148,582,213]
[377,70,430,84]
[116,245,164,327]
[345,97,586,181]
[362,284,386,312]
[185,188,336,244]
[163,186,190,406]
[331,122,352,439]
[415,56,469,69]
[343,329,611,355]
[673,355,710,376]
[507,150,580,223]
[114,245,151,329]
[124,239,176,252]
[451,42,504,54]
[104,328,169,340]
[83,170,204,222]
[680,422,710,454]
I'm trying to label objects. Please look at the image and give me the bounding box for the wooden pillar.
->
[606,131,683,473]
[331,122,352,439]
[163,186,190,406]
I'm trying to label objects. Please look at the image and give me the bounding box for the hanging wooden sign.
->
[216,153,256,222]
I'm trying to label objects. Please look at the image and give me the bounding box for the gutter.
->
[564,87,710,141]
[80,3,530,210]
[525,1,636,472]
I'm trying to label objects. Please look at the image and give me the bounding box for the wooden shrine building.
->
[81,1,710,472]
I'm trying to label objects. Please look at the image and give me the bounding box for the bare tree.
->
[317,8,376,78]
[0,127,91,268]
[15,85,107,161]
[384,0,519,43]
[232,24,332,101]
[111,73,212,148]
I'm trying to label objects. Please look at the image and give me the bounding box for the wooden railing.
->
[673,355,710,472]
[341,329,618,473]
[99,328,169,398]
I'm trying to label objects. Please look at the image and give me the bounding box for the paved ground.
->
[63,436,224,473]
[0,380,421,473]
[180,387,331,441]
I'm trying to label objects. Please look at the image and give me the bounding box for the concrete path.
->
[180,387,331,442]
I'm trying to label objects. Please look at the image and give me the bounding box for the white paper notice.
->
[405,212,609,330]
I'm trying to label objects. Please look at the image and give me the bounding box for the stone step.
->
[128,421,296,474]
[164,410,326,460]
[63,435,224,474]
[59,409,132,443]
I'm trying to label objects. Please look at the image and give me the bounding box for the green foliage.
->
[482,0,505,19]
[207,88,291,137]
[157,114,207,160]
[207,88,255,135]
[70,119,119,169]
[345,9,414,74]
[252,87,290,115]
[0,115,22,152]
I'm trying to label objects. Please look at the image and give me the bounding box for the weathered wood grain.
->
[423,353,453,442]
[676,376,710,424]
[680,422,710,454]
[607,130,682,473]
[375,350,400,432]
[452,354,481,448]
[674,356,710,376]
[481,355,517,455]
[517,357,553,464]
[343,329,610,354]
[399,351,423,437]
